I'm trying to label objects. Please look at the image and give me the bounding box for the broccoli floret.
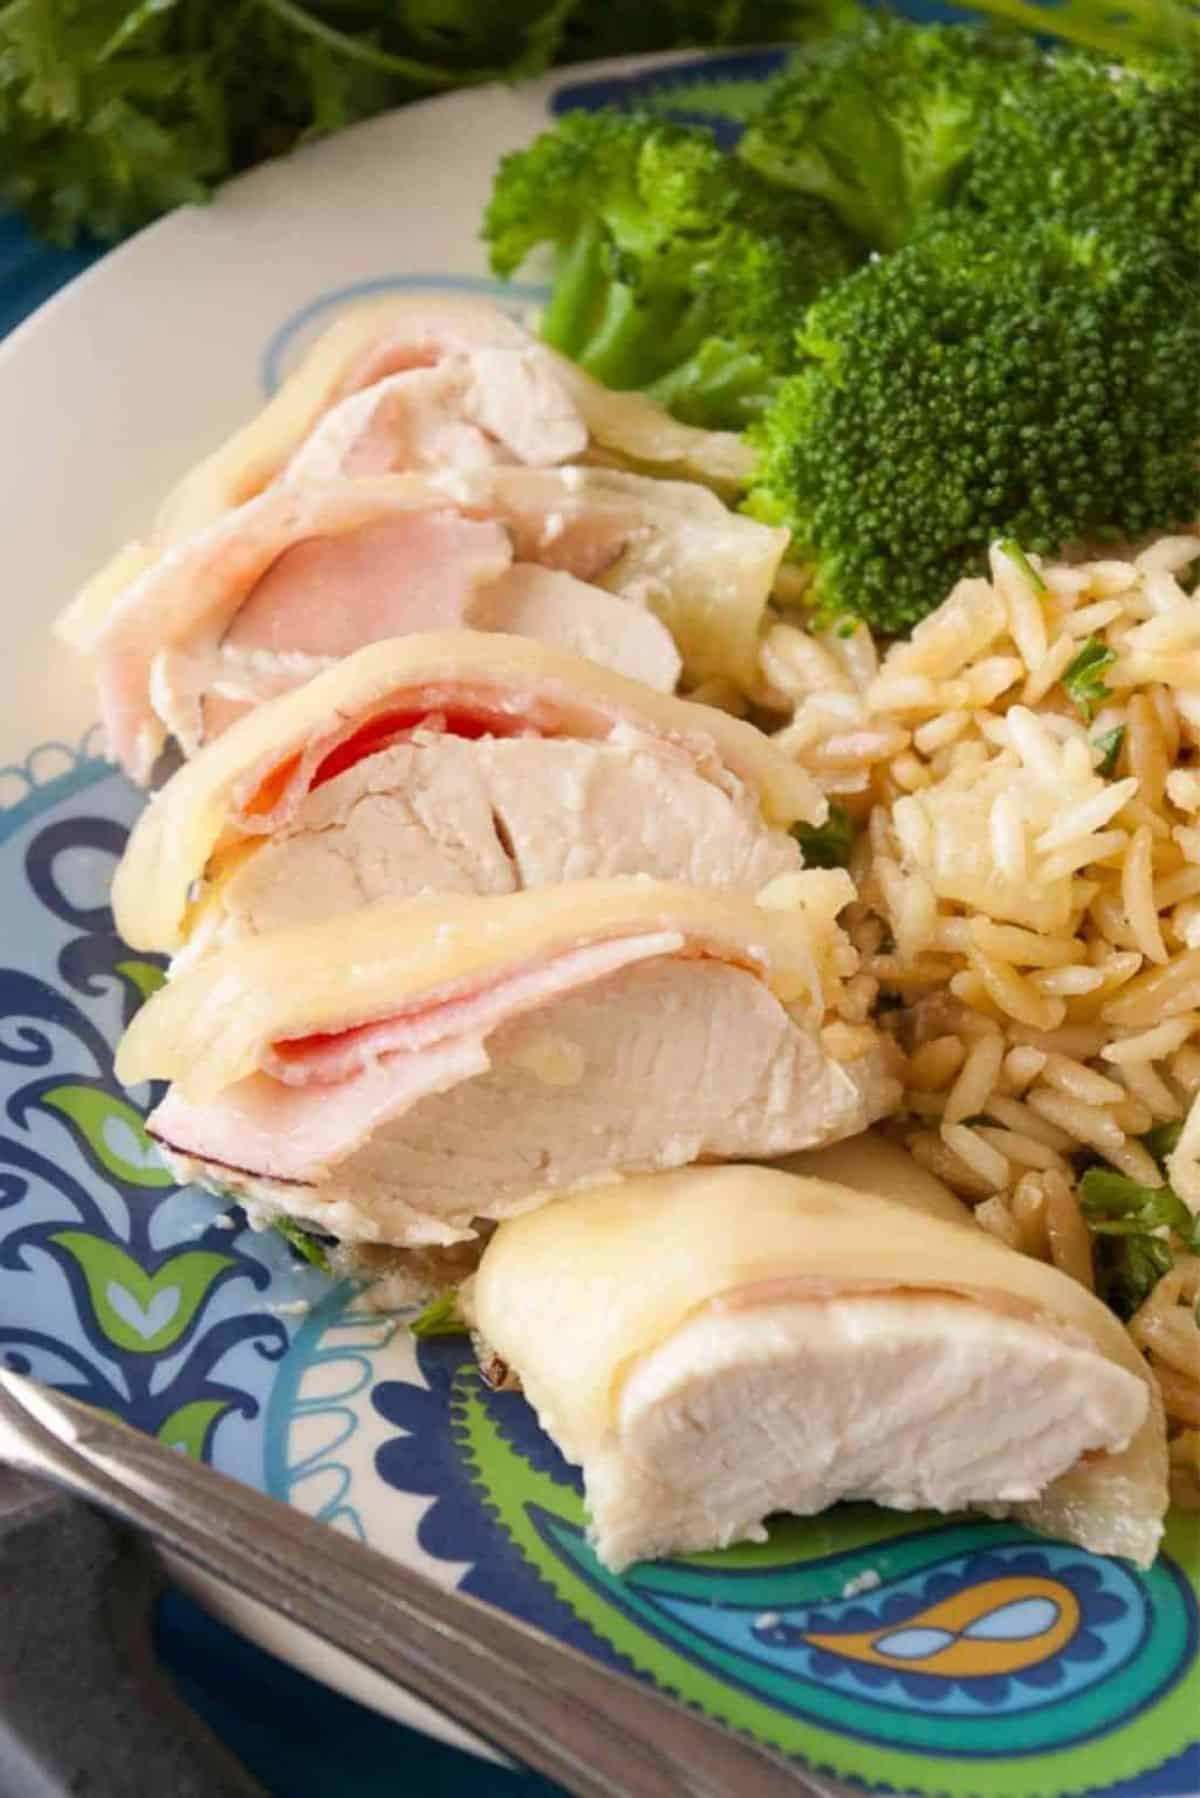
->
[747,218,1200,633]
[483,109,859,427]
[738,18,1042,252]
[960,52,1200,259]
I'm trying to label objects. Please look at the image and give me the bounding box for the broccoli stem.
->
[574,277,654,386]
[647,342,772,426]
[540,218,608,360]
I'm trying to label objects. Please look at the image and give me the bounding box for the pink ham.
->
[223,511,511,660]
[149,1037,489,1183]
[149,931,686,1172]
[86,476,683,781]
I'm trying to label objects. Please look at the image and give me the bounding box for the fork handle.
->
[0,1370,816,1798]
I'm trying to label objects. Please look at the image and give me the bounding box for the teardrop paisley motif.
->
[364,1346,1200,1786]
[799,1575,1081,1677]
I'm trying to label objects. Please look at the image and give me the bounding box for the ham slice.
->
[261,932,684,1086]
[223,511,510,660]
[149,1036,489,1181]
[65,472,706,782]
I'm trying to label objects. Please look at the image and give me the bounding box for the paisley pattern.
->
[0,753,327,1484]
[362,1341,1200,1791]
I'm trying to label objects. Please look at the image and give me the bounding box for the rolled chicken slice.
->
[113,632,823,954]
[143,293,754,546]
[116,877,900,1249]
[59,466,785,782]
[468,1164,1167,1570]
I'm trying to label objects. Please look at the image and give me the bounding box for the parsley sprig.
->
[1061,636,1116,722]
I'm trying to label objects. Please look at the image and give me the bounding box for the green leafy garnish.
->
[1092,725,1125,778]
[410,1290,467,1338]
[0,0,852,246]
[1142,1118,1184,1166]
[272,1216,332,1273]
[1079,1166,1199,1317]
[1061,637,1116,722]
[1078,1167,1192,1237]
[1095,1232,1178,1318]
[793,802,856,869]
[997,538,1045,592]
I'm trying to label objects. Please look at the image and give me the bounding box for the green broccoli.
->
[738,18,1042,252]
[483,109,859,427]
[960,51,1200,260]
[746,218,1200,633]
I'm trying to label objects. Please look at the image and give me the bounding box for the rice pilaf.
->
[757,536,1200,1509]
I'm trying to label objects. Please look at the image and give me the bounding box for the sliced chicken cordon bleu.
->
[115,878,901,1249]
[137,292,754,549]
[59,466,786,782]
[113,633,822,955]
[469,1163,1168,1570]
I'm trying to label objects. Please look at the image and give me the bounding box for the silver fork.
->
[0,1369,830,1798]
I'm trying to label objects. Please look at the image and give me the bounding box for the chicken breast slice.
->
[591,1297,1148,1569]
[114,634,824,954]
[205,735,802,941]
[469,1165,1167,1569]
[469,566,680,690]
[151,957,897,1248]
[284,349,589,483]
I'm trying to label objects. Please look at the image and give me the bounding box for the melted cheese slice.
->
[116,874,857,1103]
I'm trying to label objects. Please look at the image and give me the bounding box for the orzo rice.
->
[757,533,1200,1507]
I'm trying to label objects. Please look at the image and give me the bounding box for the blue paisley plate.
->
[1,38,1197,1798]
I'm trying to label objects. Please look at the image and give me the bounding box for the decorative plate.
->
[1,35,1197,1798]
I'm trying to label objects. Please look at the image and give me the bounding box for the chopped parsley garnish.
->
[1078,1167,1193,1238]
[1061,636,1116,721]
[1142,1118,1184,1165]
[272,1216,332,1274]
[410,1290,467,1338]
[997,538,1046,592]
[793,803,856,869]
[1079,1166,1200,1318]
[1092,725,1125,777]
